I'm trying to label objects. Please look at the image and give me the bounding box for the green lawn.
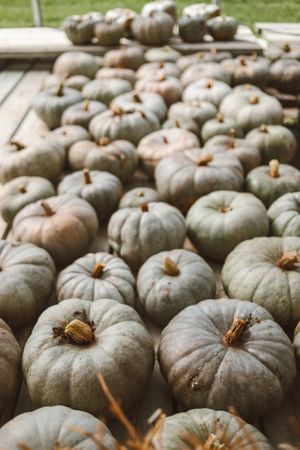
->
[1,0,300,30]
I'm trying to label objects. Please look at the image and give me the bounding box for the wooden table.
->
[255,22,300,44]
[0,61,300,448]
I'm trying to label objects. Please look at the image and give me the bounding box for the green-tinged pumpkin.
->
[181,62,231,87]
[245,160,300,207]
[144,46,180,63]
[82,78,132,105]
[136,61,180,80]
[53,51,102,78]
[44,74,90,91]
[105,8,137,38]
[201,113,244,143]
[222,236,300,328]
[178,16,206,43]
[103,47,145,70]
[269,58,300,94]
[132,12,174,46]
[135,74,182,106]
[12,195,98,267]
[0,240,55,330]
[111,90,167,122]
[137,249,216,326]
[221,55,270,88]
[94,21,125,46]
[187,190,269,261]
[168,100,217,130]
[61,99,107,129]
[268,192,300,237]
[183,78,232,108]
[108,202,186,272]
[207,16,239,41]
[0,406,116,450]
[22,298,154,417]
[50,124,91,153]
[142,0,177,21]
[119,187,160,208]
[62,15,95,45]
[57,252,135,307]
[177,50,233,71]
[158,298,296,419]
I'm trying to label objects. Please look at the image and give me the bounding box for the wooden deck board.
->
[0,62,31,106]
[255,22,300,44]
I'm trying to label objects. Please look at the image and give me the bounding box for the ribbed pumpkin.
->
[183,3,220,20]
[103,47,145,70]
[119,187,160,208]
[145,46,181,63]
[94,21,125,46]
[268,192,300,237]
[177,50,232,71]
[137,249,216,325]
[168,100,217,130]
[135,74,182,106]
[158,298,296,419]
[183,78,232,108]
[222,236,300,328]
[44,73,90,91]
[0,406,116,450]
[108,202,186,272]
[221,55,270,88]
[82,78,132,105]
[62,15,95,45]
[132,12,174,46]
[22,298,154,417]
[201,113,244,143]
[50,124,91,153]
[136,61,180,79]
[111,90,167,122]
[163,117,199,136]
[61,99,107,129]
[96,67,136,84]
[142,0,177,21]
[207,16,239,41]
[53,51,100,78]
[181,62,231,87]
[269,58,300,93]
[57,252,135,307]
[178,16,206,43]
[105,8,136,38]
[187,191,269,261]
[155,149,244,213]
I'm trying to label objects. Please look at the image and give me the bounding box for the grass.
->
[1,0,300,30]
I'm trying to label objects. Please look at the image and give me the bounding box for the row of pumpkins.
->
[1,43,300,449]
[62,2,239,46]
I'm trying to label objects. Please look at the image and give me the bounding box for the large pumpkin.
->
[168,100,217,130]
[50,124,91,153]
[61,99,107,129]
[103,47,145,70]
[222,236,300,327]
[269,58,300,93]
[119,187,160,208]
[158,298,296,419]
[201,113,244,143]
[137,249,216,326]
[135,74,182,106]
[145,46,181,63]
[0,319,21,423]
[57,252,135,307]
[108,202,186,272]
[136,61,180,79]
[105,8,137,38]
[221,55,270,88]
[82,78,132,105]
[181,62,231,87]
[12,195,98,267]
[132,12,174,46]
[96,67,136,84]
[22,298,154,417]
[155,149,244,213]
[183,78,232,108]
[62,15,95,45]
[186,191,269,261]
[0,240,55,330]
[53,51,100,78]
[111,90,167,122]
[94,21,125,46]
[268,192,300,237]
[142,0,177,21]
[207,16,238,41]
[0,405,116,450]
[178,16,206,43]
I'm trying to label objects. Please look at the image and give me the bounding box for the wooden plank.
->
[0,63,50,146]
[12,109,49,145]
[0,62,31,106]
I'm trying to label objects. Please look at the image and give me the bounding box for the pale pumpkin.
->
[187,190,269,261]
[82,78,132,105]
[0,405,116,450]
[201,113,244,143]
[136,61,180,80]
[177,51,232,71]
[221,55,270,88]
[135,74,182,106]
[207,16,239,41]
[137,249,216,325]
[62,15,95,45]
[183,78,232,108]
[144,46,180,63]
[108,202,186,271]
[44,73,90,91]
[155,149,244,213]
[50,124,91,153]
[22,298,154,417]
[94,21,125,46]
[53,51,100,78]
[119,187,160,208]
[132,12,174,46]
[268,192,300,237]
[0,240,55,329]
[96,67,136,84]
[181,62,231,87]
[246,124,296,164]
[158,298,296,419]
[183,3,220,20]
[0,176,55,226]
[0,137,65,184]
[111,90,167,122]
[158,408,273,450]
[269,58,300,93]
[68,138,138,183]
[137,128,199,177]
[58,169,123,223]
[245,160,300,207]
[105,8,137,38]
[103,47,145,70]
[89,106,160,145]
[178,16,206,43]
[12,195,98,267]
[163,117,200,136]
[61,99,107,128]
[168,100,217,130]
[222,236,300,327]
[0,319,21,424]
[57,252,135,307]
[142,0,177,21]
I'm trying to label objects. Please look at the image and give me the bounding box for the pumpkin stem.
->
[197,153,213,166]
[64,319,95,345]
[82,99,90,111]
[239,57,247,66]
[138,191,145,197]
[18,184,27,194]
[163,256,180,276]
[55,83,64,97]
[205,433,226,450]
[227,128,236,138]
[228,138,236,149]
[259,124,268,133]
[216,113,224,123]
[41,200,54,216]
[112,106,126,116]
[10,140,25,151]
[277,251,299,270]
[283,43,291,53]
[175,120,180,128]
[140,203,149,212]
[162,136,169,144]
[206,79,214,89]
[91,262,106,278]
[223,317,249,346]
[158,74,166,82]
[249,94,260,105]
[269,159,280,178]
[83,168,92,184]
[159,62,165,69]
[132,92,142,103]
[98,137,111,146]
[218,206,232,213]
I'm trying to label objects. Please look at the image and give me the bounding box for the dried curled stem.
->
[223,317,250,346]
[163,256,180,276]
[53,310,95,346]
[41,200,54,216]
[10,140,25,151]
[277,251,299,270]
[55,83,64,97]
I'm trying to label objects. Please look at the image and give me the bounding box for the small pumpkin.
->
[33,84,82,129]
[269,58,300,94]
[181,62,231,87]
[68,138,138,183]
[137,249,216,326]
[187,190,269,262]
[50,124,91,153]
[222,236,300,327]
[0,176,55,226]
[12,195,98,267]
[136,61,180,80]
[207,16,239,41]
[0,319,21,423]
[0,240,55,330]
[96,67,136,84]
[168,100,217,130]
[201,113,244,143]
[0,405,116,450]
[94,21,125,46]
[57,252,135,307]
[246,124,297,164]
[183,3,220,20]
[58,169,123,223]
[103,47,145,70]
[158,298,296,419]
[221,55,270,88]
[182,78,232,108]
[44,73,90,91]
[61,99,107,129]
[89,106,160,145]
[108,202,186,272]
[268,192,300,237]
[155,149,244,213]
[0,137,65,184]
[137,128,199,177]
[22,298,154,417]
[135,74,182,106]
[111,90,167,122]
[53,51,100,78]
[132,12,174,46]
[162,117,200,136]
[142,0,177,21]
[119,187,160,208]
[61,15,95,45]
[177,50,232,71]
[82,78,132,105]
[144,46,180,63]
[178,15,206,43]
[245,160,300,207]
